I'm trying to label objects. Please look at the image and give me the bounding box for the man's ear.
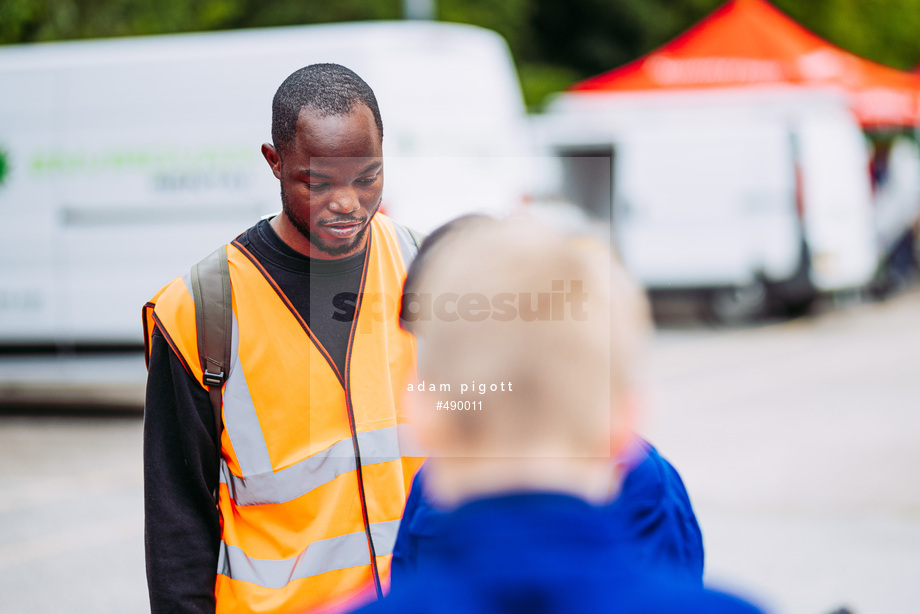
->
[261,143,283,180]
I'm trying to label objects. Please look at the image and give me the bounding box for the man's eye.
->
[307,182,329,190]
[357,175,378,185]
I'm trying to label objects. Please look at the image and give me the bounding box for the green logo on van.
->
[0,147,8,188]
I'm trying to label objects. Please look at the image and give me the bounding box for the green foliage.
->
[527,0,709,77]
[774,0,920,71]
[439,0,532,54]
[517,62,583,111]
[0,0,244,42]
[2,0,919,108]
[0,0,402,44]
[228,0,401,30]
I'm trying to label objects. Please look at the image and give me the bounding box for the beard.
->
[280,182,376,258]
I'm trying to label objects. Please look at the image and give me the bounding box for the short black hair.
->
[400,214,495,333]
[271,63,384,154]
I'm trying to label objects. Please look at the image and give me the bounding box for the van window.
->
[555,147,614,222]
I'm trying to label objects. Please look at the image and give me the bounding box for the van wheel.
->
[705,282,768,325]
[779,295,816,318]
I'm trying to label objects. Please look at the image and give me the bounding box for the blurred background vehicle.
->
[0,21,528,405]
[2,0,919,347]
[531,0,920,323]
[2,1,920,613]
[535,88,879,323]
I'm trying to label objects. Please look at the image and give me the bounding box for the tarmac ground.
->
[0,286,918,613]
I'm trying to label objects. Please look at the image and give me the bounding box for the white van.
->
[872,134,920,263]
[0,22,528,403]
[533,87,879,322]
[0,21,527,348]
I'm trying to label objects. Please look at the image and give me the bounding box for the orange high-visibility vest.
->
[144,214,424,613]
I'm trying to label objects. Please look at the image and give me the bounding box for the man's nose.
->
[329,186,360,214]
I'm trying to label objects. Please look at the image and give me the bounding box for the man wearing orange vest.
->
[143,64,423,614]
[353,216,764,614]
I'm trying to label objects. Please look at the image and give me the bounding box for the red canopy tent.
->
[570,0,920,127]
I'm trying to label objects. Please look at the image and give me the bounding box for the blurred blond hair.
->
[409,214,650,460]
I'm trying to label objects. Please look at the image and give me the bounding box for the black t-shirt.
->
[236,219,365,375]
[143,218,366,613]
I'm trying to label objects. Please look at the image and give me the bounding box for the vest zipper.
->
[343,232,383,599]
[343,386,382,598]
[232,235,384,598]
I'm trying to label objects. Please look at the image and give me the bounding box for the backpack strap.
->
[406,226,427,252]
[393,222,426,266]
[189,245,232,501]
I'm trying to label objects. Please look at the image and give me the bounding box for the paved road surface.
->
[643,289,920,614]
[0,288,918,613]
[0,412,146,613]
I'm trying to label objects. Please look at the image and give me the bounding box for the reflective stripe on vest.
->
[217,424,422,507]
[145,215,424,614]
[217,519,401,589]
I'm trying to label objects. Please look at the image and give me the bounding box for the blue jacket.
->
[357,494,761,614]
[391,440,705,586]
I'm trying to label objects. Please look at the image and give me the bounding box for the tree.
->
[2,0,919,109]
